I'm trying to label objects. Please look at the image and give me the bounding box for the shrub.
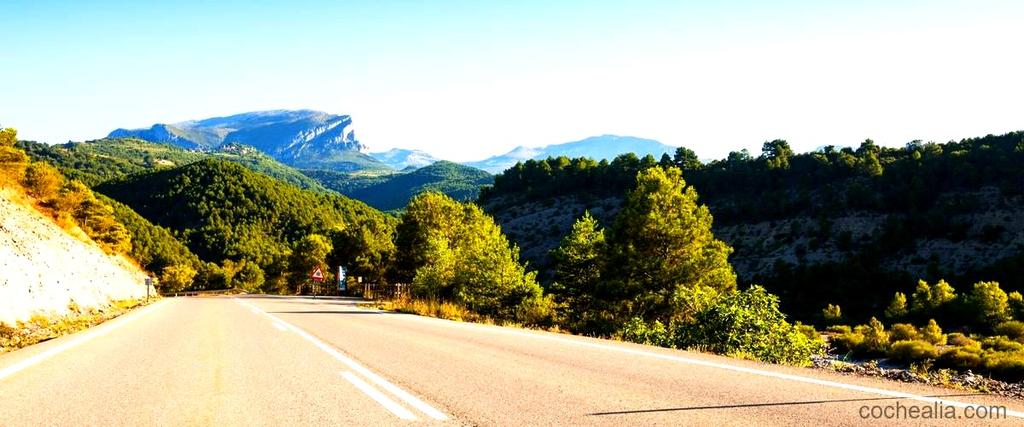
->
[619,317,670,347]
[889,323,919,342]
[794,322,820,341]
[936,347,982,370]
[919,319,946,345]
[947,332,979,348]
[982,351,1024,382]
[981,336,1024,353]
[994,320,1024,341]
[822,304,842,323]
[826,325,851,334]
[861,317,890,356]
[22,162,63,201]
[830,331,864,354]
[0,128,27,182]
[514,293,556,326]
[675,286,825,366]
[888,340,938,364]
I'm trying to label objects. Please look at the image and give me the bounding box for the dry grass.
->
[0,298,153,353]
[372,297,479,322]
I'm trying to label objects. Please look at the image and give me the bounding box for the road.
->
[2,296,1023,426]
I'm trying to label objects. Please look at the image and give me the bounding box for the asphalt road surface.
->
[2,295,1024,426]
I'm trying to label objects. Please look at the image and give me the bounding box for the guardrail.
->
[167,289,246,297]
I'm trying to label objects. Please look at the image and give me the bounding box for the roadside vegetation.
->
[823,279,1024,382]
[0,299,152,353]
[377,167,825,366]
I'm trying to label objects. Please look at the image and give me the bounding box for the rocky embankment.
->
[0,189,149,326]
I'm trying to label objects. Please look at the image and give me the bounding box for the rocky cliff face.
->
[0,189,149,325]
[483,187,1024,293]
[108,110,378,169]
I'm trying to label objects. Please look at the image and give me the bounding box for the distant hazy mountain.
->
[464,135,676,174]
[369,148,440,170]
[108,110,390,171]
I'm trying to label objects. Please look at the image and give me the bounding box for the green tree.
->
[551,211,607,330]
[967,281,1010,327]
[822,304,842,323]
[329,216,396,285]
[0,127,28,181]
[22,162,63,201]
[160,264,197,293]
[607,166,736,323]
[862,317,890,355]
[397,192,547,321]
[931,279,956,307]
[232,260,265,293]
[1008,291,1024,320]
[393,192,464,283]
[288,234,333,294]
[885,292,908,319]
[0,128,16,147]
[920,319,946,345]
[910,280,933,313]
[673,146,702,171]
[761,139,793,170]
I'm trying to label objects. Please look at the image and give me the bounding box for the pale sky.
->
[2,0,1022,161]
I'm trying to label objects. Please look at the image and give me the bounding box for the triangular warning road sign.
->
[311,266,325,282]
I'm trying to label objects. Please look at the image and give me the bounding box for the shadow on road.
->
[587,393,981,416]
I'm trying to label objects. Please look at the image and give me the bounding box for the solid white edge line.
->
[272,321,288,331]
[386,306,1024,419]
[341,371,418,420]
[0,299,170,382]
[235,298,449,421]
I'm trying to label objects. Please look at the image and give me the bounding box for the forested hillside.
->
[17,138,329,191]
[304,161,492,211]
[96,159,394,293]
[479,131,1024,323]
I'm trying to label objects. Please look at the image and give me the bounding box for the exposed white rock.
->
[0,189,149,326]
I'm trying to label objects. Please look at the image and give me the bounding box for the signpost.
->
[338,266,347,292]
[311,266,324,297]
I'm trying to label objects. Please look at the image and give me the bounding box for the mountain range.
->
[110,110,679,176]
[464,135,678,174]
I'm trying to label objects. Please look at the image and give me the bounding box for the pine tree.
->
[607,166,736,323]
[885,292,908,319]
[551,211,607,330]
[920,319,946,345]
